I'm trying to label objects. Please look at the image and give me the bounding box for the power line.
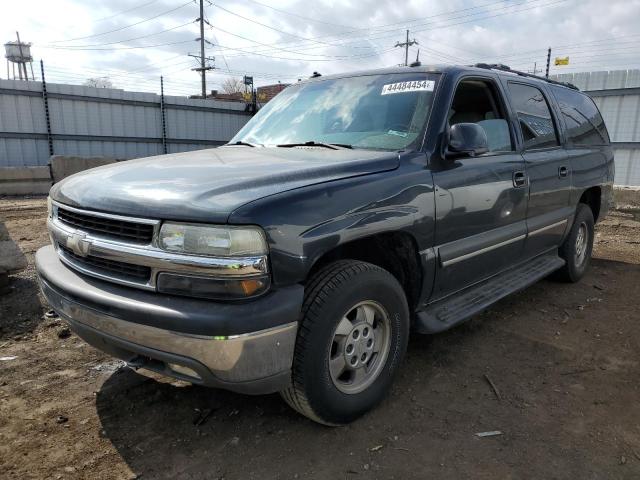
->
[93,0,161,23]
[41,0,566,63]
[209,43,396,62]
[228,0,528,48]
[203,6,230,72]
[212,3,335,47]
[208,0,569,62]
[216,0,546,56]
[233,0,352,30]
[50,0,194,43]
[210,23,385,59]
[43,21,196,48]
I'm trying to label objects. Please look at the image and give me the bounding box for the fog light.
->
[157,272,269,300]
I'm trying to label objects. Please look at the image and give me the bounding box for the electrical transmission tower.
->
[395,30,418,67]
[190,0,215,98]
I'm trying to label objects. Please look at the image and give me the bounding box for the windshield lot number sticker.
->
[381,80,434,95]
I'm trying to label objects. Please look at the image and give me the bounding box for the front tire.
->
[556,203,595,282]
[281,260,409,425]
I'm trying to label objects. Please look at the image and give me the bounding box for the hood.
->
[50,146,399,223]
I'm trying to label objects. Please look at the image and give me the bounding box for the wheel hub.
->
[343,324,375,369]
[328,300,392,395]
[575,222,588,265]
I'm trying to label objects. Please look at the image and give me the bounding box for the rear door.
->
[504,81,572,257]
[431,75,528,301]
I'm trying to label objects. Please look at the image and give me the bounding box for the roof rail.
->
[472,63,579,91]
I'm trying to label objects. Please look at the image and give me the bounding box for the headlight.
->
[158,223,268,257]
[157,223,270,300]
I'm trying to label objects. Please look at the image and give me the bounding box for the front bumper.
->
[36,245,303,394]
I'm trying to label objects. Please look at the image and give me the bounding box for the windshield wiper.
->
[276,141,353,150]
[229,140,259,147]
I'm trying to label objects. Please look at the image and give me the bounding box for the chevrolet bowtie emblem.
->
[66,232,91,257]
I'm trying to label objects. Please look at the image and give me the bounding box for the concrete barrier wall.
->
[0,155,124,194]
[0,166,52,195]
[49,155,119,183]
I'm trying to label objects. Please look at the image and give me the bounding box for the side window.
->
[449,79,513,153]
[507,83,559,150]
[551,86,609,145]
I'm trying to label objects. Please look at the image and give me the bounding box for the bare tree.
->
[84,77,114,89]
[221,77,244,94]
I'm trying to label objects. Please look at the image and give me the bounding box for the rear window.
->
[550,86,610,146]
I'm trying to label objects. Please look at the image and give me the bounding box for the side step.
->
[415,253,565,334]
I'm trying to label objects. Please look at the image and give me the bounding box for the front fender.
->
[229,156,436,287]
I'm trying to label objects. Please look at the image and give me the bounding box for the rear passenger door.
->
[505,81,572,257]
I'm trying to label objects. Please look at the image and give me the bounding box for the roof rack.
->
[472,63,579,91]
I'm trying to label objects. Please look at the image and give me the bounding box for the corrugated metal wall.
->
[0,79,251,167]
[552,70,640,187]
[4,72,639,186]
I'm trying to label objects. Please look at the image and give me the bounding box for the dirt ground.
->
[1,196,639,480]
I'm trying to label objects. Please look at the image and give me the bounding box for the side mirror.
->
[446,123,489,158]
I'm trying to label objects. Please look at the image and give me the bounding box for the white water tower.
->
[5,32,34,81]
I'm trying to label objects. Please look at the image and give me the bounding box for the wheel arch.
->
[578,185,602,222]
[305,231,423,311]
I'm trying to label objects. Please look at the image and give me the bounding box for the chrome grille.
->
[59,245,151,282]
[57,207,154,244]
[49,201,269,293]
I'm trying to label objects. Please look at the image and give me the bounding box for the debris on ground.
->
[57,328,71,339]
[483,373,502,401]
[55,415,68,424]
[0,356,17,361]
[44,310,59,319]
[91,360,126,373]
[475,431,503,438]
[193,408,215,427]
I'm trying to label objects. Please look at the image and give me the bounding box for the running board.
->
[415,253,565,334]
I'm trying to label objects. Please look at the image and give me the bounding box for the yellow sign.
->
[555,57,570,66]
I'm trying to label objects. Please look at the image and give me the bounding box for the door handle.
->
[558,166,568,178]
[513,171,527,188]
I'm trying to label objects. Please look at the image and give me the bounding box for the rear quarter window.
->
[550,86,610,146]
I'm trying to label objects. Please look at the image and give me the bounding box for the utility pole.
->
[190,0,214,98]
[395,30,418,67]
[198,0,206,97]
[545,47,551,78]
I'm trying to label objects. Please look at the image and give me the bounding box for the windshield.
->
[230,73,439,151]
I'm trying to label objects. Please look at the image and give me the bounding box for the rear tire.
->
[281,260,409,425]
[555,203,594,283]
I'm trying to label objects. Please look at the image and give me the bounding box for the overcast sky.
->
[2,0,640,96]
